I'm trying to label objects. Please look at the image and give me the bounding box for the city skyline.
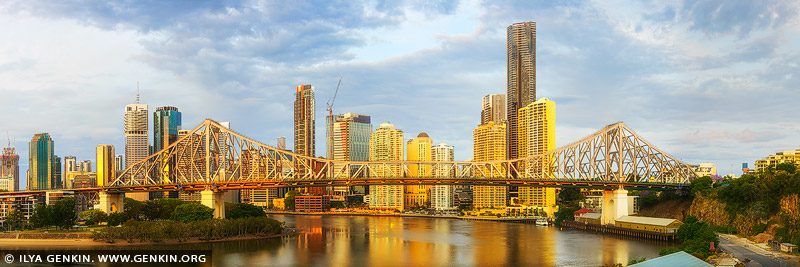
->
[2,1,800,190]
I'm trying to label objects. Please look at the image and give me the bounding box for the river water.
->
[201,214,671,266]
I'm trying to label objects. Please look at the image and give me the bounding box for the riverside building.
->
[368,122,404,210]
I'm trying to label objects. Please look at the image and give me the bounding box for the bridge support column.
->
[98,191,124,214]
[201,189,225,219]
[601,185,628,225]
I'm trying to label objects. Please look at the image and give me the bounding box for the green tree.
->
[284,190,300,211]
[676,216,718,259]
[689,176,713,197]
[776,162,796,174]
[52,197,77,230]
[107,213,128,226]
[29,204,52,229]
[81,209,109,225]
[170,203,213,223]
[123,197,144,220]
[226,203,266,219]
[558,188,584,203]
[6,210,25,231]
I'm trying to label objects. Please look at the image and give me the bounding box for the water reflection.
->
[202,215,670,266]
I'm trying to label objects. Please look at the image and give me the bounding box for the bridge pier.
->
[98,191,124,214]
[201,188,225,219]
[601,185,629,225]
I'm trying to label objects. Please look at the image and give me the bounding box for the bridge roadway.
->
[0,178,682,197]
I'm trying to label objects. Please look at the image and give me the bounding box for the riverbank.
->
[265,211,553,223]
[0,228,302,248]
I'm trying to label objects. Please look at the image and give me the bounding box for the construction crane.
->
[326,77,343,159]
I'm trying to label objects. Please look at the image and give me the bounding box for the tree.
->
[226,203,266,219]
[107,213,128,226]
[29,204,51,229]
[6,210,25,231]
[123,198,144,220]
[776,162,797,174]
[52,197,77,230]
[558,188,584,203]
[170,203,213,223]
[689,176,713,197]
[284,190,300,211]
[81,209,109,225]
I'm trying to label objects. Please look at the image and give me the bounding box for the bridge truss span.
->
[110,119,697,190]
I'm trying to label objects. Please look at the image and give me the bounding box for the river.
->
[195,214,671,266]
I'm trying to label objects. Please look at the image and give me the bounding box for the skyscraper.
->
[517,97,556,216]
[79,160,92,172]
[294,84,315,158]
[64,156,77,173]
[96,145,115,187]
[368,122,404,210]
[153,106,182,152]
[114,155,123,171]
[506,21,536,161]
[52,155,61,189]
[431,143,455,210]
[125,103,149,171]
[28,133,54,190]
[473,122,507,208]
[277,137,286,150]
[0,142,20,191]
[481,94,506,125]
[406,132,432,208]
[327,113,372,197]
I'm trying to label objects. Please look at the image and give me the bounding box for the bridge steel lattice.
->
[107,119,696,192]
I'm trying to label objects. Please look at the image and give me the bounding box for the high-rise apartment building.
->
[28,133,54,190]
[96,145,115,187]
[368,122,404,210]
[294,84,315,158]
[0,143,20,191]
[79,160,92,172]
[517,97,556,215]
[481,94,506,125]
[473,122,507,208]
[114,155,124,171]
[153,106,182,152]
[431,143,455,210]
[406,132,432,208]
[506,21,536,161]
[64,156,77,173]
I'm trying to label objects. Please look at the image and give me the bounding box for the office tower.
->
[28,133,54,190]
[0,142,20,191]
[506,21,536,161]
[153,106,182,152]
[517,97,556,215]
[277,137,286,150]
[79,160,92,172]
[473,122,507,208]
[96,145,115,187]
[64,156,77,173]
[52,155,61,189]
[481,94,506,125]
[368,122,404,211]
[294,84,315,158]
[114,155,123,171]
[125,103,149,171]
[327,113,371,197]
[431,143,455,210]
[405,132,432,208]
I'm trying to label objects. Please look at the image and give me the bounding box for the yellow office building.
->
[517,97,556,216]
[96,145,115,187]
[368,122,405,210]
[473,121,507,208]
[406,132,432,208]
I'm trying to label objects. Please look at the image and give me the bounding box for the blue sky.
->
[1,0,799,189]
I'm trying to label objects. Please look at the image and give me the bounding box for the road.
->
[718,235,788,267]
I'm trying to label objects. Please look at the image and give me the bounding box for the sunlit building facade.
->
[507,21,537,161]
[473,122,507,208]
[517,98,556,215]
[368,122,404,210]
[153,106,182,152]
[28,133,54,190]
[96,145,115,187]
[294,84,315,158]
[405,132,432,208]
[482,94,506,125]
[327,113,372,197]
[431,143,455,210]
[755,149,800,172]
[0,144,20,191]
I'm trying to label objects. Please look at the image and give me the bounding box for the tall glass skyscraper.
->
[153,106,182,152]
[28,133,54,190]
[506,21,536,161]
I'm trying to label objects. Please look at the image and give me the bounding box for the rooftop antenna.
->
[136,81,140,104]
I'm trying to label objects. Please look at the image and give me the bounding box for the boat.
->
[535,219,549,226]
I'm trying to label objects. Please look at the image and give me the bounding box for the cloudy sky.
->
[1,0,799,189]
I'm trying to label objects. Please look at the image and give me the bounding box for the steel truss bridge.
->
[0,119,698,201]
